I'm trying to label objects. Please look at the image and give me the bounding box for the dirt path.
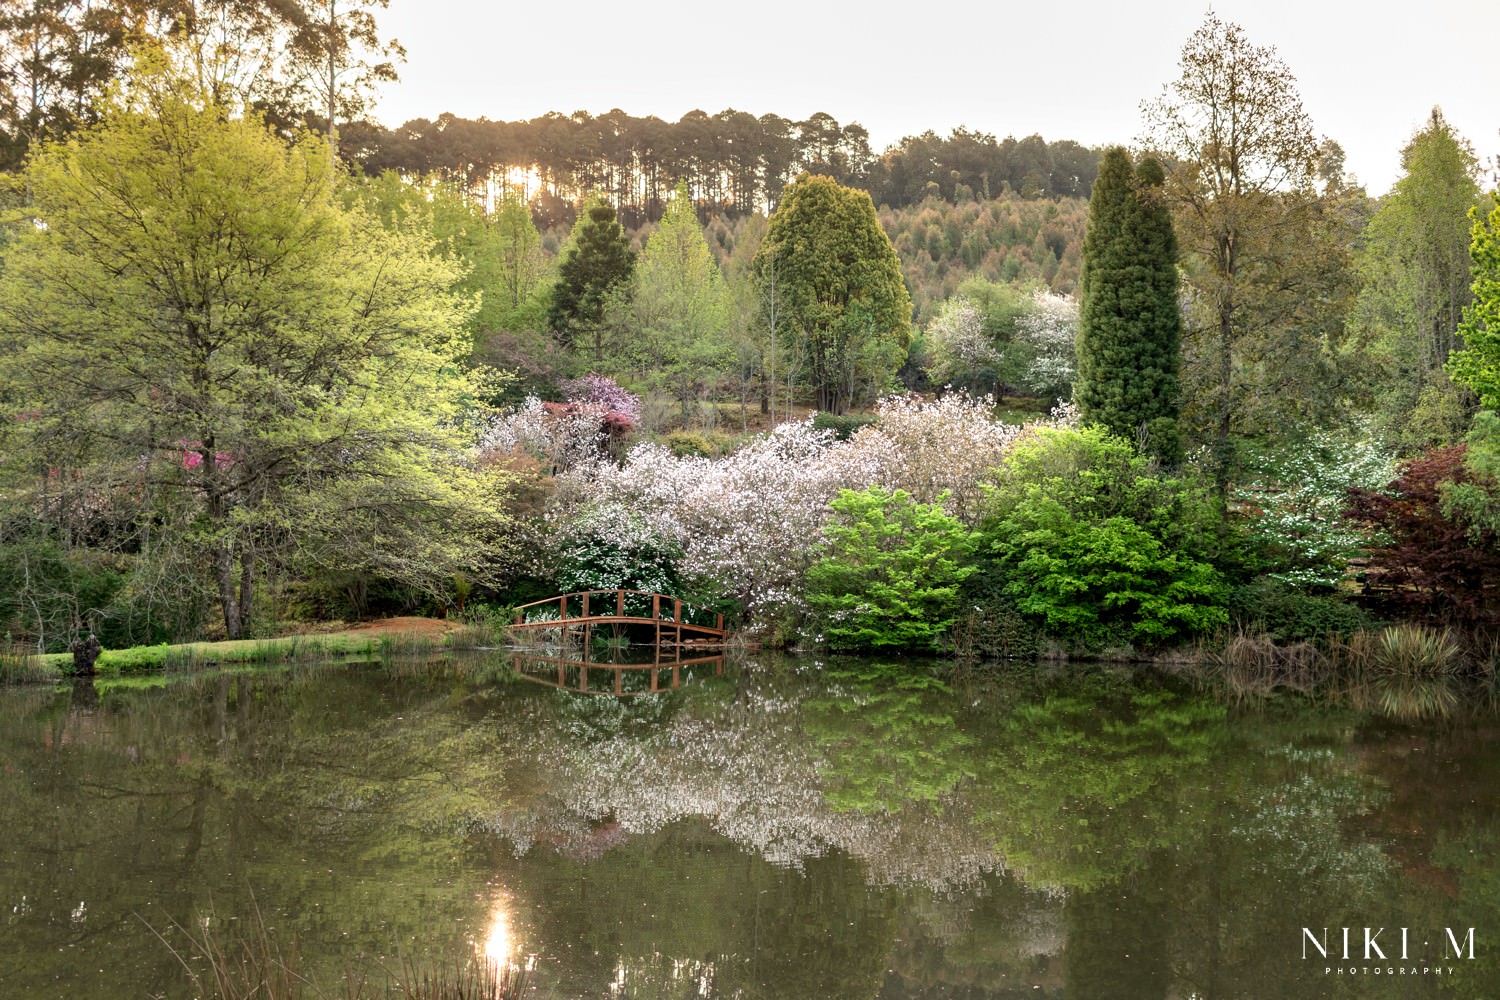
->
[333,616,457,638]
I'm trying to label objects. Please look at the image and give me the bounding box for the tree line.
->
[348,111,1102,226]
[0,0,400,169]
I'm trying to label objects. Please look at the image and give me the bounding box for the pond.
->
[0,652,1496,998]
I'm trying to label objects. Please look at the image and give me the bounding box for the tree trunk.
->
[238,548,256,637]
[215,539,242,639]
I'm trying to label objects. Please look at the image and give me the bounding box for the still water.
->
[0,652,1496,998]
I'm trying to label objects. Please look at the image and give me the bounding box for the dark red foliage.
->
[1345,445,1500,627]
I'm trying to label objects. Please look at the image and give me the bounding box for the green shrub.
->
[811,412,876,440]
[662,430,739,457]
[948,598,1042,661]
[1228,578,1374,642]
[980,425,1229,648]
[806,487,976,650]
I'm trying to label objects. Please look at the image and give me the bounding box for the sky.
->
[372,0,1499,196]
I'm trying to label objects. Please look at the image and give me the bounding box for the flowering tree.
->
[560,374,643,427]
[478,397,604,474]
[552,397,1072,637]
[1235,431,1394,590]
[1015,290,1079,400]
[842,393,1028,525]
[923,297,999,393]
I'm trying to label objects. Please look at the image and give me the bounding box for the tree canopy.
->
[0,60,508,640]
[753,174,912,415]
[548,195,634,358]
[1142,12,1350,494]
[1356,109,1485,450]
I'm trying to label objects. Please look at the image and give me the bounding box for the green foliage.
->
[1228,579,1374,643]
[755,175,912,415]
[805,487,976,650]
[661,430,737,458]
[352,172,508,338]
[623,182,734,410]
[0,63,510,641]
[0,526,128,651]
[981,426,1230,647]
[1355,110,1484,450]
[810,412,876,440]
[1450,196,1500,410]
[548,195,634,354]
[1075,148,1182,458]
[492,190,548,321]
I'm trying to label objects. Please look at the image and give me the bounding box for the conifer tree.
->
[1075,147,1182,461]
[548,195,634,357]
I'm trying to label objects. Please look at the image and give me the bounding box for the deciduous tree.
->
[627,182,732,412]
[0,61,508,639]
[753,173,911,414]
[1141,13,1352,494]
[1355,109,1485,449]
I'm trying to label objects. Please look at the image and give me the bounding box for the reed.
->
[0,644,49,685]
[145,902,530,1000]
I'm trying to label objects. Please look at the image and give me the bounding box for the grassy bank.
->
[6,622,503,681]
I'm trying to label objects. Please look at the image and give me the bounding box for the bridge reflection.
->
[510,649,725,697]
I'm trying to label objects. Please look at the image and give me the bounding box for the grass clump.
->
[147,901,529,1000]
[0,644,50,684]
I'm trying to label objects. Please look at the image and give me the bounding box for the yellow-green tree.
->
[0,62,509,639]
[1356,110,1486,450]
[627,182,732,412]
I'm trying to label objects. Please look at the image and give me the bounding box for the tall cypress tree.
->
[1075,147,1182,461]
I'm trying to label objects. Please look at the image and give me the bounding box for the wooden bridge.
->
[512,652,725,696]
[511,590,727,646]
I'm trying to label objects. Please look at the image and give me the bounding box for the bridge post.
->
[616,590,624,617]
[558,595,566,621]
[582,592,590,619]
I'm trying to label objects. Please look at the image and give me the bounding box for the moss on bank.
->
[6,622,503,681]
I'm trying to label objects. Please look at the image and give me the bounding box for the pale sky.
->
[373,0,1499,196]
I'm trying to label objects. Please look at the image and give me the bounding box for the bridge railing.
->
[512,590,725,632]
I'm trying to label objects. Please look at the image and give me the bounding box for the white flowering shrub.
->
[923,296,999,392]
[478,396,603,473]
[558,421,867,629]
[1235,430,1395,590]
[1014,290,1078,398]
[843,392,1026,525]
[550,399,1077,637]
[552,502,682,593]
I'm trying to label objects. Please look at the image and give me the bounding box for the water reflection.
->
[0,655,1496,998]
[511,650,725,697]
[477,891,535,976]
